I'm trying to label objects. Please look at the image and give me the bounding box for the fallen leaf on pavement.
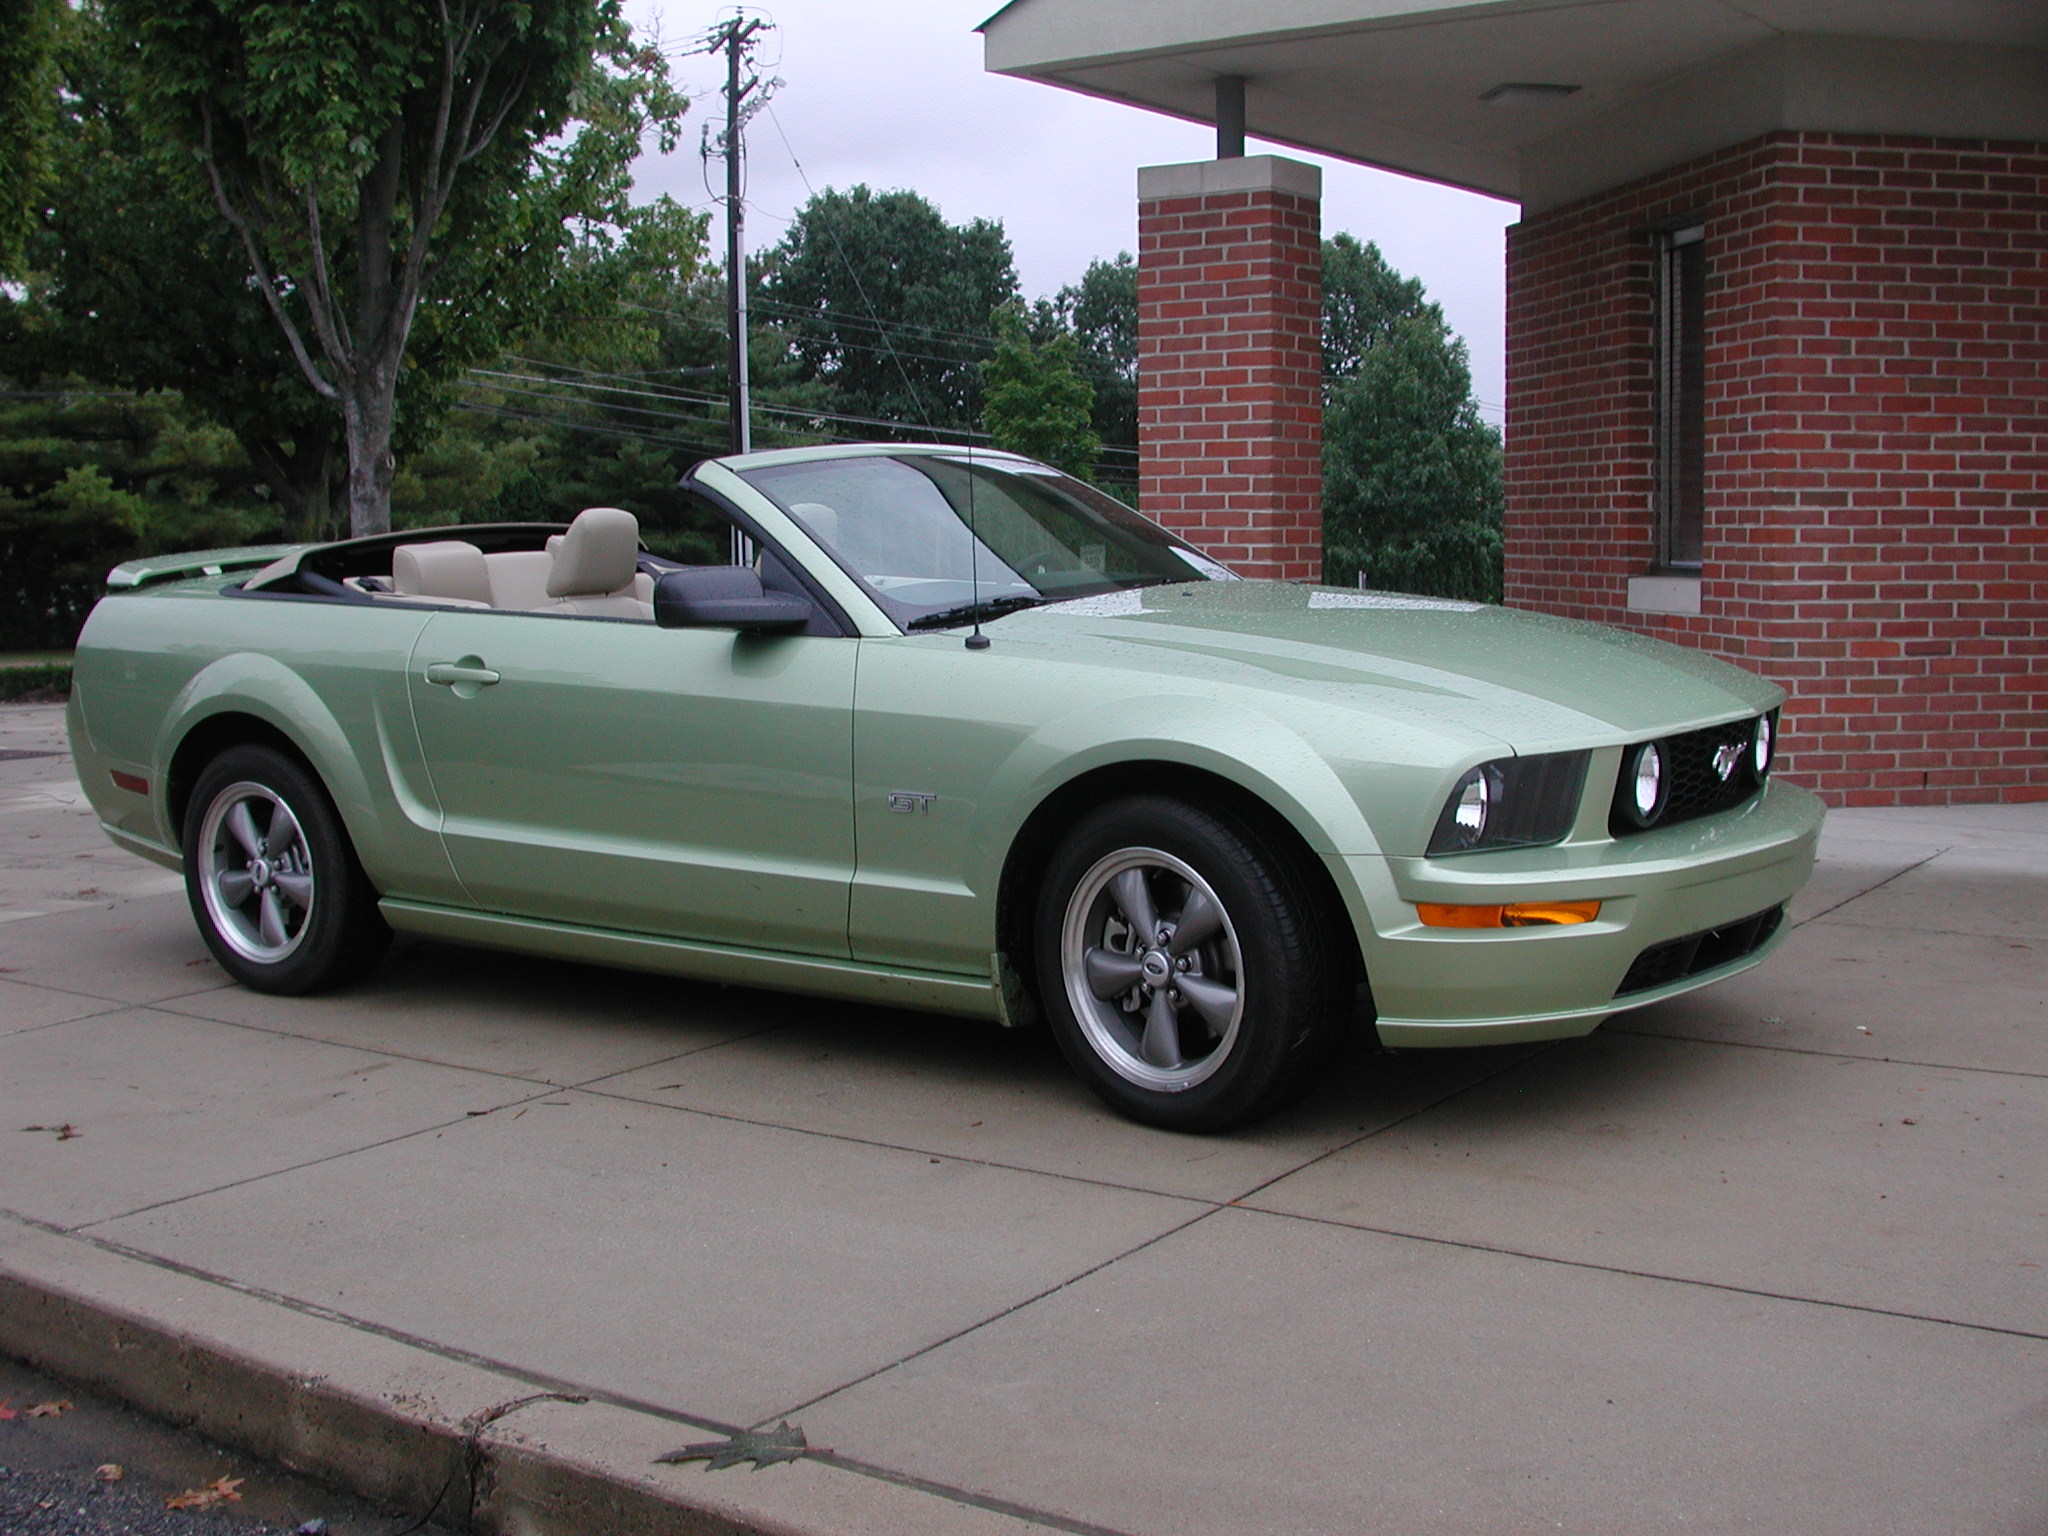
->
[95,1464,123,1482]
[166,1475,245,1510]
[25,1400,73,1418]
[656,1421,812,1471]
[0,1400,16,1420]
[20,1124,80,1140]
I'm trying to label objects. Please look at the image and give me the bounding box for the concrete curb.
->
[0,1219,1063,1536]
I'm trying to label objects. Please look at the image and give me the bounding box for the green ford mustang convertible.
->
[67,443,1822,1130]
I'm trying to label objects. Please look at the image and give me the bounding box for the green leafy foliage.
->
[756,186,1018,435]
[1055,253,1138,461]
[1321,232,1432,381]
[0,662,71,702]
[0,0,65,277]
[7,11,348,534]
[0,387,284,648]
[981,303,1100,479]
[100,0,687,534]
[1318,236,1503,601]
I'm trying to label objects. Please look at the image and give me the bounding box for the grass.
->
[0,663,71,703]
[0,651,73,669]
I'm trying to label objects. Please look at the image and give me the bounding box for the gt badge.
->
[886,791,936,814]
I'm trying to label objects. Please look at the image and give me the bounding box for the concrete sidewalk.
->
[3,698,2044,1534]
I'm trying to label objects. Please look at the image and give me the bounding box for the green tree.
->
[981,302,1100,479]
[1316,231,1502,600]
[1321,313,1502,601]
[756,186,1018,435]
[5,11,347,533]
[1321,231,1431,381]
[1056,253,1138,454]
[0,385,284,648]
[103,0,685,535]
[0,0,64,275]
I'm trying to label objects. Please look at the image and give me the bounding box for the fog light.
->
[1417,900,1601,928]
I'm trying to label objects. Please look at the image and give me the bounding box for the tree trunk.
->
[240,434,341,541]
[341,376,398,537]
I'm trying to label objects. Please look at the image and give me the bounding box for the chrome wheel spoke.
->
[258,887,290,949]
[1139,988,1182,1070]
[1110,868,1159,943]
[1168,887,1223,956]
[1177,973,1238,1032]
[272,871,313,909]
[1084,946,1145,999]
[216,869,254,906]
[264,807,302,859]
[225,801,263,859]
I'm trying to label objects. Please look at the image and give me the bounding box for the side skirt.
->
[377,899,1000,1020]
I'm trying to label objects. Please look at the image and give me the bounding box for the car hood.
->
[1001,581,1780,750]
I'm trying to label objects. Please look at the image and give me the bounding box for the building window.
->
[1653,224,1705,570]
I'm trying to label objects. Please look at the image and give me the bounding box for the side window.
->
[1653,223,1706,571]
[639,490,741,568]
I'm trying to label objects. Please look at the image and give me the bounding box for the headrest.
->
[392,540,490,604]
[547,507,640,597]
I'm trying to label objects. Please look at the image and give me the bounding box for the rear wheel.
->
[183,745,388,993]
[1035,795,1343,1131]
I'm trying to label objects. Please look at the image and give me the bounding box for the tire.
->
[182,744,389,994]
[1034,795,1344,1132]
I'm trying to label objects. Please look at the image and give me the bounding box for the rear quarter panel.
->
[72,584,465,904]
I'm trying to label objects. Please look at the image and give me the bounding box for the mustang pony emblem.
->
[1713,742,1743,782]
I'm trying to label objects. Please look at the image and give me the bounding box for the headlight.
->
[1751,711,1775,781]
[1621,741,1667,828]
[1428,751,1590,855]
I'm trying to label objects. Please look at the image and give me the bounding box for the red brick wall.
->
[1506,131,2047,805]
[1138,177,1323,580]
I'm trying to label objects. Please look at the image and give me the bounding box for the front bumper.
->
[1336,780,1824,1047]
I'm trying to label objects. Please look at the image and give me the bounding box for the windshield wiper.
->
[905,594,1047,631]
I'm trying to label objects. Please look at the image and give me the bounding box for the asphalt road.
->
[0,1357,452,1536]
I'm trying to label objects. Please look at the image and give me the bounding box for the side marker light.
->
[1417,900,1601,929]
[110,770,149,795]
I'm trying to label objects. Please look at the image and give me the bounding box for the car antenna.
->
[964,441,990,650]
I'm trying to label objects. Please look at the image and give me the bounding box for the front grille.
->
[1610,716,1767,836]
[1615,905,1784,997]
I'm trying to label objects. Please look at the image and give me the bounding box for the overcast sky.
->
[625,2,1517,419]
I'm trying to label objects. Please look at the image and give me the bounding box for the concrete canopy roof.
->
[981,0,2048,210]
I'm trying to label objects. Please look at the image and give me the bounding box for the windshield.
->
[735,453,1234,629]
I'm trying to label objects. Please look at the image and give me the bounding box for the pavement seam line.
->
[759,1201,1229,1426]
[1605,1023,2048,1080]
[760,1045,1562,1427]
[0,1210,1135,1536]
[64,1082,572,1234]
[1225,1202,2048,1343]
[146,992,795,1091]
[565,1076,1228,1205]
[1791,847,1948,928]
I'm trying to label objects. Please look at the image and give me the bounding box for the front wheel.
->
[1035,795,1344,1132]
[182,745,389,994]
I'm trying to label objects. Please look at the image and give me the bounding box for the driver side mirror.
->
[654,566,812,633]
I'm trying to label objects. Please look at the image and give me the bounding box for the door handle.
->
[424,662,501,687]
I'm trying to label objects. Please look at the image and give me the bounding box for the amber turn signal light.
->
[1416,900,1601,929]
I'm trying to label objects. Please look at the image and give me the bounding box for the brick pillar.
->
[1137,156,1323,581]
[1506,132,2047,806]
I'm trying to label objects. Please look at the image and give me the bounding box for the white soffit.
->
[981,0,2048,208]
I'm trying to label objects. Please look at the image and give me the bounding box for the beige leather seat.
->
[391,541,492,607]
[483,550,554,610]
[542,507,653,619]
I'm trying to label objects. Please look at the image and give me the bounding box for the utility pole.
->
[701,14,774,456]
